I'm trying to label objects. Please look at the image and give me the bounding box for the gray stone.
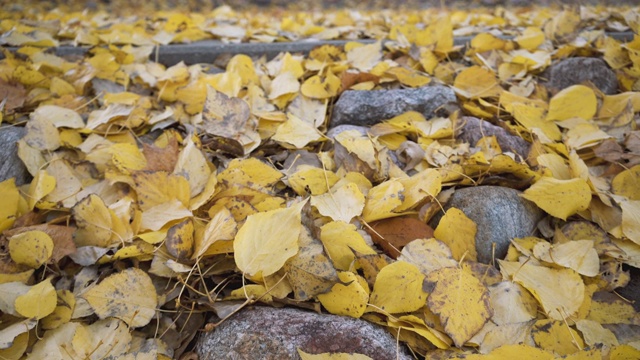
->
[547,57,618,95]
[455,116,531,161]
[195,306,412,360]
[326,124,369,139]
[0,126,30,185]
[429,186,544,264]
[330,85,456,128]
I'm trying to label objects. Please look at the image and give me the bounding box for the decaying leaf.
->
[424,267,492,347]
[81,267,157,327]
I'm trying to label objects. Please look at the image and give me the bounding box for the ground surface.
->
[0,2,640,359]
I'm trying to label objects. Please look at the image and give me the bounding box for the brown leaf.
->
[143,135,179,172]
[0,79,26,113]
[365,216,434,259]
[340,71,380,93]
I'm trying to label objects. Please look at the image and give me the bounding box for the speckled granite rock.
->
[455,116,531,161]
[330,85,456,128]
[546,57,618,95]
[195,306,412,360]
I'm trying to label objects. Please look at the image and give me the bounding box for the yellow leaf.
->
[173,136,211,196]
[132,171,191,211]
[488,282,537,325]
[24,113,60,152]
[317,271,369,318]
[139,198,192,231]
[27,169,56,210]
[15,279,57,320]
[564,123,612,150]
[510,103,562,142]
[0,179,19,232]
[9,230,53,269]
[301,69,341,99]
[398,238,457,276]
[193,207,237,259]
[417,16,453,52]
[387,314,451,349]
[536,153,571,180]
[361,180,404,222]
[546,85,597,121]
[82,268,157,327]
[515,27,545,51]
[41,290,75,330]
[297,349,372,360]
[31,105,83,129]
[521,177,591,220]
[453,66,502,99]
[609,345,640,360]
[272,113,323,149]
[287,166,339,196]
[201,85,251,139]
[109,143,147,174]
[620,200,640,245]
[499,260,584,320]
[284,226,339,301]
[44,159,82,205]
[320,221,376,271]
[311,183,365,223]
[234,200,307,277]
[164,218,194,260]
[575,319,618,348]
[424,267,491,347]
[612,165,640,200]
[471,33,506,52]
[346,41,382,72]
[385,67,431,88]
[369,261,427,314]
[433,208,477,261]
[395,169,441,212]
[228,284,273,303]
[531,319,584,356]
[269,71,300,100]
[72,194,117,247]
[476,344,554,359]
[227,54,259,87]
[548,240,600,277]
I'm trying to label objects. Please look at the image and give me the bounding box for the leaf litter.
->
[0,2,639,359]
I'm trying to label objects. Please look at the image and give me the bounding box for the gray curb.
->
[0,32,635,66]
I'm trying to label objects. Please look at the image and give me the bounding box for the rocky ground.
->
[1,2,640,360]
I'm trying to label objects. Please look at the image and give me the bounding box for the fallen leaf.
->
[424,267,492,347]
[82,268,157,327]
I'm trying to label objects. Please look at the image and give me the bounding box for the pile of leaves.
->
[1,3,640,359]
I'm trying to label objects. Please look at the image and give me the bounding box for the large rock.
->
[330,85,456,128]
[195,306,412,360]
[455,116,531,161]
[546,57,618,95]
[0,126,30,185]
[429,186,544,264]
